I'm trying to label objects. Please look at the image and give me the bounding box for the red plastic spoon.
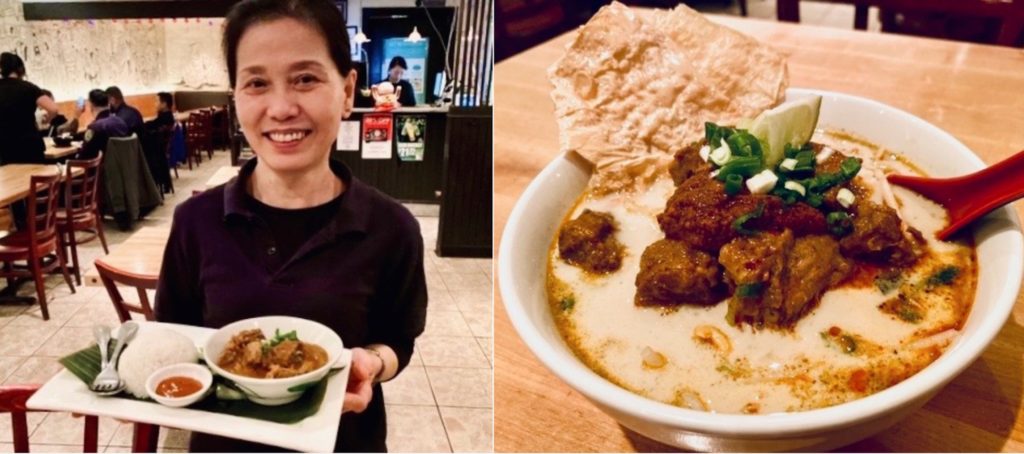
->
[887,150,1024,241]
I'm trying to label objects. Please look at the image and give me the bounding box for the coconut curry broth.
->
[546,131,977,413]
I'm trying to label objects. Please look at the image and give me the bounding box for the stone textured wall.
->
[0,0,228,101]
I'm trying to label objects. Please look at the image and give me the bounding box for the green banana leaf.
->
[59,344,338,424]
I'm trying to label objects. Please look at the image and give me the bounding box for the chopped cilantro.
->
[874,271,903,295]
[926,266,960,288]
[559,296,576,312]
[736,282,764,298]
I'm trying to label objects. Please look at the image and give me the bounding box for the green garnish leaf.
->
[731,203,765,236]
[736,282,764,298]
[926,266,960,288]
[560,296,576,312]
[827,211,853,237]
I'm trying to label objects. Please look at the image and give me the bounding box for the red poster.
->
[361,113,393,159]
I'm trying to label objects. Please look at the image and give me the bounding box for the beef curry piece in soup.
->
[217,329,329,379]
[548,131,977,413]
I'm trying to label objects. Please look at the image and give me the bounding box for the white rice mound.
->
[117,328,198,399]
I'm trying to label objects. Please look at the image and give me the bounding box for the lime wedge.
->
[748,95,822,168]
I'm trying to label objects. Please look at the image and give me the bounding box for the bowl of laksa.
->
[499,2,1023,451]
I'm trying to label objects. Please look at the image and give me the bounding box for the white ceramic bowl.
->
[146,363,213,408]
[499,88,1024,451]
[203,316,344,406]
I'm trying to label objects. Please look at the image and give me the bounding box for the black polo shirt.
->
[154,158,428,452]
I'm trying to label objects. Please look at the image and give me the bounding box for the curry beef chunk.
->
[635,239,725,307]
[558,209,625,273]
[670,142,715,185]
[719,230,851,328]
[840,201,923,267]
[657,174,827,253]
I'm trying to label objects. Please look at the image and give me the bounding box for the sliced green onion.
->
[705,122,729,148]
[795,150,816,166]
[840,157,862,178]
[716,156,762,181]
[827,211,853,236]
[805,192,824,207]
[724,173,743,195]
[732,202,765,236]
[784,143,800,159]
[726,131,763,160]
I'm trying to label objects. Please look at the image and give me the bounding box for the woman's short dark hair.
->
[88,89,109,108]
[223,0,353,89]
[1,52,26,78]
[157,92,174,109]
[388,56,408,71]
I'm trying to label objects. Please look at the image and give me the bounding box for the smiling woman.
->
[152,0,428,452]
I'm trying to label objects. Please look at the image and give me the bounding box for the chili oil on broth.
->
[546,130,978,413]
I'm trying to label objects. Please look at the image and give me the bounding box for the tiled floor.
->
[0,151,493,453]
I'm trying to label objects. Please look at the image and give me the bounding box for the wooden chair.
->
[1,384,99,452]
[94,259,157,322]
[1,384,159,453]
[198,110,216,159]
[0,175,75,320]
[184,114,205,169]
[57,154,109,286]
[776,0,1024,46]
[160,124,179,183]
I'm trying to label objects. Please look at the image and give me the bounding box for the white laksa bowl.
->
[498,88,1024,451]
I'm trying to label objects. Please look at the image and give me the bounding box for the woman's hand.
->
[342,347,384,414]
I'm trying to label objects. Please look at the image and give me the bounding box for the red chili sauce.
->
[156,376,203,398]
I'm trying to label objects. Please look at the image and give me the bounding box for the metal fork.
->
[90,322,138,396]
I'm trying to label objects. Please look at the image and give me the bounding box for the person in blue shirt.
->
[105,86,144,135]
[80,89,130,159]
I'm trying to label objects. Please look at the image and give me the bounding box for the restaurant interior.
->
[0,0,492,452]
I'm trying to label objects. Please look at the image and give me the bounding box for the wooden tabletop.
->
[43,142,80,161]
[84,226,171,287]
[205,166,239,190]
[0,164,64,208]
[494,15,1024,453]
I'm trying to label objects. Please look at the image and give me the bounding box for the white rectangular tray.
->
[26,321,350,453]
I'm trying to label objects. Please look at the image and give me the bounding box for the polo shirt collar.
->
[223,157,370,235]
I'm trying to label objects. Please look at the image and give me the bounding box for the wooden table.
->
[494,15,1024,452]
[83,226,170,287]
[43,142,80,161]
[0,164,64,208]
[205,166,239,190]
